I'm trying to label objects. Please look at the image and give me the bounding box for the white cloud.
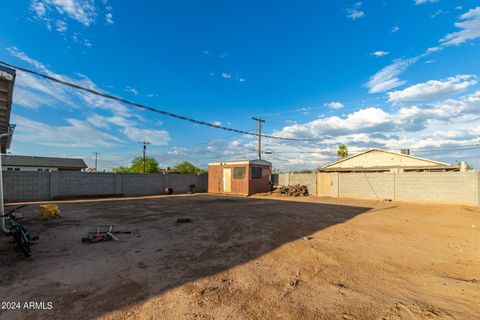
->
[121,127,170,146]
[347,9,365,20]
[13,87,52,109]
[324,101,344,110]
[55,20,67,32]
[391,26,400,33]
[347,10,365,20]
[276,107,392,139]
[31,0,97,27]
[105,12,113,25]
[367,6,480,95]
[440,7,480,46]
[221,73,232,79]
[346,2,365,20]
[414,0,438,4]
[431,9,443,18]
[366,57,419,93]
[388,75,478,103]
[125,86,138,95]
[370,51,390,57]
[30,1,46,17]
[12,115,124,148]
[210,121,223,126]
[7,47,52,75]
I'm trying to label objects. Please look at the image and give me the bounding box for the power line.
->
[0,60,323,142]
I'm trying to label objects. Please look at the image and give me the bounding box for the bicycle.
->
[1,205,38,256]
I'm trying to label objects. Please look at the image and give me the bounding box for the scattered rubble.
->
[271,185,309,197]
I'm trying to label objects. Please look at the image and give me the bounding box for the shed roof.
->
[208,159,271,166]
[2,155,88,169]
[321,148,454,169]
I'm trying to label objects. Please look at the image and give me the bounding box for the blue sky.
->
[1,0,480,171]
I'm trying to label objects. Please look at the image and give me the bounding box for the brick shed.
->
[208,160,272,196]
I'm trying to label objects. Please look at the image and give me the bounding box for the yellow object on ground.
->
[38,204,61,221]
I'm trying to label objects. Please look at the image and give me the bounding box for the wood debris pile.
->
[271,185,309,197]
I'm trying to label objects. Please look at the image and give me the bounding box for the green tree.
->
[113,156,160,173]
[337,144,348,159]
[171,161,207,174]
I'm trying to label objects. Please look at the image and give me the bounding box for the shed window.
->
[233,167,245,179]
[251,167,262,179]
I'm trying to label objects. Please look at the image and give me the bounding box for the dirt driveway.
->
[0,194,478,319]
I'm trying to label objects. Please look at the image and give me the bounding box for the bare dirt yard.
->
[0,194,479,320]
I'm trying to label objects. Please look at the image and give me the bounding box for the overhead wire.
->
[0,60,324,142]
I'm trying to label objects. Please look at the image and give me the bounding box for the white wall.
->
[3,166,58,172]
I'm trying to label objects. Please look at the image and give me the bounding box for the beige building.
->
[319,148,460,173]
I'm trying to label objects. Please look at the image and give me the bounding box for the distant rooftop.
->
[2,155,87,170]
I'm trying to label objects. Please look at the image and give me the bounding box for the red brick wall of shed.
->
[208,165,222,193]
[248,164,271,195]
[208,164,250,195]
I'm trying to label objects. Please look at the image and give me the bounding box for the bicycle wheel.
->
[12,228,31,257]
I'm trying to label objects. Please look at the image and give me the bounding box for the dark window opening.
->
[233,167,246,179]
[251,167,262,179]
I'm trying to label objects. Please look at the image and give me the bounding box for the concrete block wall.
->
[57,172,116,196]
[120,173,166,196]
[3,171,50,201]
[394,172,479,205]
[338,173,395,200]
[2,171,208,202]
[336,172,480,206]
[274,171,480,206]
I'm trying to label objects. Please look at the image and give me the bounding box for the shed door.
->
[317,173,333,196]
[223,168,232,192]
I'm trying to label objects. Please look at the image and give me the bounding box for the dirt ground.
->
[0,194,479,320]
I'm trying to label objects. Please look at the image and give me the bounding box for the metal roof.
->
[1,155,88,169]
[208,159,272,166]
[0,65,15,153]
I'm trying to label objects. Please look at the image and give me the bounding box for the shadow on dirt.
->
[0,194,372,320]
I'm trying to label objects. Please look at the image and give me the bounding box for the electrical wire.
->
[0,60,323,142]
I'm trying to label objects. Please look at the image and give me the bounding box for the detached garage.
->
[208,160,272,196]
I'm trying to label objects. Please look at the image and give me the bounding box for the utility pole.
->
[140,141,150,173]
[252,117,265,160]
[93,152,100,172]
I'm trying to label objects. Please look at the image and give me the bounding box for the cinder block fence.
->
[2,171,208,202]
[273,171,480,206]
